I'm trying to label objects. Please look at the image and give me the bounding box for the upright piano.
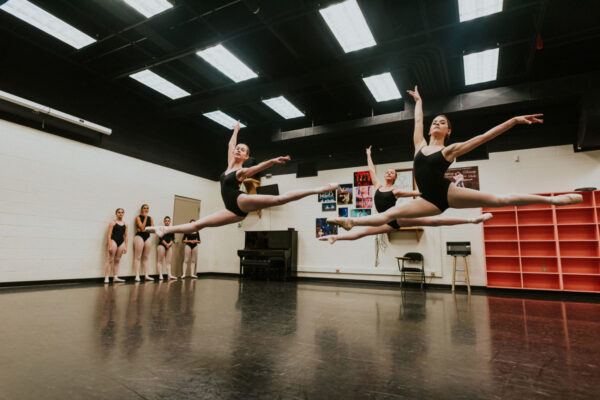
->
[237,230,298,280]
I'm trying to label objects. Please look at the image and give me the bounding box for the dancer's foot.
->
[158,275,163,281]
[104,277,109,284]
[180,275,186,279]
[113,276,125,283]
[551,194,583,206]
[168,275,177,280]
[190,275,197,279]
[319,235,338,244]
[471,213,493,224]
[327,217,355,231]
[144,275,154,281]
[145,226,166,238]
[135,276,141,282]
[318,183,339,193]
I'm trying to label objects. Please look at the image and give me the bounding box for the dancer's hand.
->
[366,145,371,156]
[233,120,241,131]
[123,248,127,254]
[513,114,543,125]
[273,155,291,164]
[406,85,421,102]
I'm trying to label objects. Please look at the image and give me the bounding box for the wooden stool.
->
[451,255,471,294]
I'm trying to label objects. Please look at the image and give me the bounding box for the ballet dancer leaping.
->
[147,122,338,237]
[319,145,492,244]
[327,86,582,231]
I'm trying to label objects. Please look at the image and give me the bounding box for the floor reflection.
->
[1,279,599,399]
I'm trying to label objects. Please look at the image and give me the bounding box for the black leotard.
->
[184,233,200,249]
[413,149,453,212]
[220,169,248,217]
[135,215,152,241]
[374,189,400,229]
[158,233,174,248]
[110,223,126,247]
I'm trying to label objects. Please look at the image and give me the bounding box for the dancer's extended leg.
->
[319,225,394,244]
[447,185,582,208]
[328,198,441,230]
[148,210,243,237]
[237,183,339,213]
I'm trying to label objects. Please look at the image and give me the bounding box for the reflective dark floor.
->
[1,278,599,399]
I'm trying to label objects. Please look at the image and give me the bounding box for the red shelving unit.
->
[483,190,600,293]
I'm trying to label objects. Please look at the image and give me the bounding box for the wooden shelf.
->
[484,190,600,293]
[388,226,424,242]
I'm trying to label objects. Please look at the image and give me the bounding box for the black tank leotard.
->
[220,169,248,217]
[111,223,126,247]
[184,233,200,249]
[135,215,152,241]
[413,149,453,212]
[374,189,400,229]
[158,233,174,248]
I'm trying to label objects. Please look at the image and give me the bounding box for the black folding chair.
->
[397,252,425,289]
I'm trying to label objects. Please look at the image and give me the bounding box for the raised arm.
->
[366,146,380,188]
[227,121,241,167]
[443,114,543,161]
[236,156,290,180]
[407,86,426,152]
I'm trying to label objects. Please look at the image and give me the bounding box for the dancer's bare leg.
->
[141,239,153,281]
[104,241,117,283]
[113,243,126,282]
[190,247,198,279]
[328,198,441,230]
[181,246,192,278]
[238,183,339,213]
[319,225,394,244]
[447,185,582,208]
[147,210,243,237]
[165,247,176,280]
[395,213,493,226]
[157,246,166,280]
[133,236,145,281]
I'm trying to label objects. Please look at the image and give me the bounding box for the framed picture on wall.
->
[322,202,336,212]
[354,186,374,208]
[445,166,480,190]
[337,184,353,205]
[353,170,373,186]
[394,168,416,205]
[316,218,338,238]
[338,207,348,217]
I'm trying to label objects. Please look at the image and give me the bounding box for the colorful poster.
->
[322,202,336,212]
[316,218,338,238]
[337,184,353,205]
[338,207,348,217]
[318,191,335,202]
[355,186,374,209]
[350,209,372,217]
[354,170,373,186]
[445,166,480,190]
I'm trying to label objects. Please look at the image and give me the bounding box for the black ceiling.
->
[1,0,599,179]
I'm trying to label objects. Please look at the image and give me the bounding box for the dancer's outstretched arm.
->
[366,146,380,189]
[227,121,241,167]
[407,85,426,152]
[444,114,543,161]
[236,155,290,180]
[393,189,421,198]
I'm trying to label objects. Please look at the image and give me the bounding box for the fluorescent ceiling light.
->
[203,111,246,129]
[362,72,402,102]
[0,0,96,49]
[262,96,304,119]
[129,70,190,100]
[463,48,499,85]
[196,45,258,83]
[319,0,376,53]
[0,89,112,135]
[122,0,173,18]
[458,0,503,22]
